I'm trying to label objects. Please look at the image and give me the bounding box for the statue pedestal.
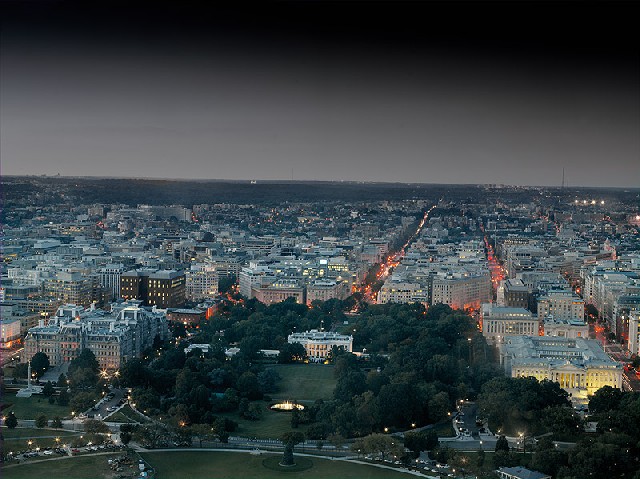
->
[16,385,43,397]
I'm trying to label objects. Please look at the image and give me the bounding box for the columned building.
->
[287,330,353,361]
[501,336,622,403]
[481,303,537,344]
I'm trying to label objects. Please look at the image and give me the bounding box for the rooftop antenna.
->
[561,168,565,189]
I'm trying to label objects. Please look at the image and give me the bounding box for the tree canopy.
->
[30,352,50,378]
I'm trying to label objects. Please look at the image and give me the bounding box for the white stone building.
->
[481,303,537,344]
[287,329,353,361]
[501,336,622,403]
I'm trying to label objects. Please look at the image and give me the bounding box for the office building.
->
[120,269,186,308]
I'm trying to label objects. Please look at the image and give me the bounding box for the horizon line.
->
[3,174,639,191]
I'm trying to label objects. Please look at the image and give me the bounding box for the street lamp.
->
[518,432,527,454]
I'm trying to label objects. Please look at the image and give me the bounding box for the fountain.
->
[270,400,305,412]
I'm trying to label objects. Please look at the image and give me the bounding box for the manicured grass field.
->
[2,427,78,440]
[268,364,336,401]
[220,404,309,439]
[142,451,415,479]
[102,411,133,423]
[3,451,414,479]
[431,421,456,438]
[1,393,71,420]
[3,453,121,479]
[105,404,149,423]
[216,365,334,439]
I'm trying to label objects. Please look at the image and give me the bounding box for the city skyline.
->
[1,1,638,187]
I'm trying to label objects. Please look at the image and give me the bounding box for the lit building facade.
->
[186,263,218,301]
[120,269,186,308]
[306,279,349,305]
[252,279,305,305]
[378,281,428,305]
[44,271,93,307]
[1,319,21,348]
[537,290,584,322]
[432,271,491,310]
[501,336,623,402]
[288,329,353,361]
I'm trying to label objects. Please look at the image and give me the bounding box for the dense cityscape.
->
[2,0,638,477]
[1,176,639,479]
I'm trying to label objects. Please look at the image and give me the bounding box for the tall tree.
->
[495,435,510,452]
[357,433,404,462]
[588,386,624,415]
[5,412,18,429]
[42,381,55,397]
[280,431,305,466]
[35,414,48,428]
[31,352,50,378]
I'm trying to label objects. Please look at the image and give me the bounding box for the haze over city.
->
[1,1,638,187]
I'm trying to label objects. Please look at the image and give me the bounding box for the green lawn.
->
[105,404,149,424]
[220,405,309,439]
[269,364,336,402]
[3,453,121,479]
[1,393,71,420]
[432,421,456,438]
[103,411,134,423]
[3,451,414,479]
[142,451,416,479]
[1,427,78,440]
[219,363,337,440]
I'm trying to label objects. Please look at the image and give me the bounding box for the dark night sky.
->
[1,1,638,187]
